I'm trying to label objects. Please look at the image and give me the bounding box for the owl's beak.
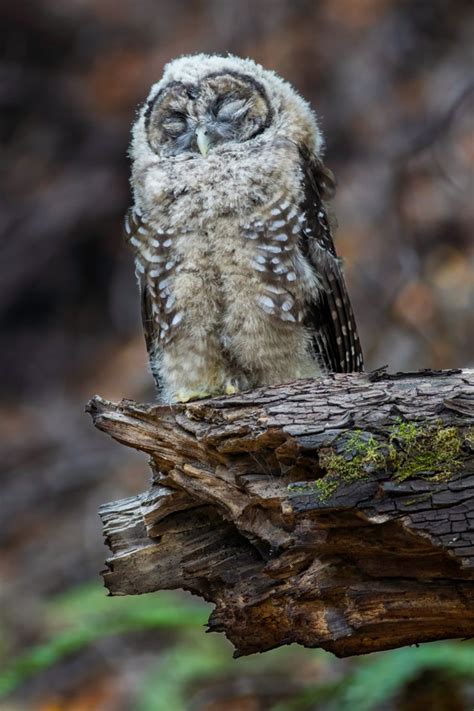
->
[196,126,211,157]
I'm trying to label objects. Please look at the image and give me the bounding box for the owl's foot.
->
[175,380,239,402]
[225,380,240,396]
[175,389,212,403]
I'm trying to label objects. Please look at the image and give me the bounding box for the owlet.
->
[125,54,363,402]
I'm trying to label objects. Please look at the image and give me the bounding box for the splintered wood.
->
[88,369,474,657]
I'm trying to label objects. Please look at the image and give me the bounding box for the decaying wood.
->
[87,369,474,657]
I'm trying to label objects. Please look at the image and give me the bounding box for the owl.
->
[125,54,363,403]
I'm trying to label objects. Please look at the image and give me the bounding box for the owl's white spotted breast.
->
[133,136,318,332]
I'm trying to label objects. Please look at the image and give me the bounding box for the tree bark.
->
[87,369,474,657]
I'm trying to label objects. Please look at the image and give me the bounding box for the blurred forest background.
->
[1,0,473,709]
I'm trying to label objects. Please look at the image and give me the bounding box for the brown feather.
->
[299,149,364,373]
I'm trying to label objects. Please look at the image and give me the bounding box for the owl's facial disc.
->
[145,72,272,157]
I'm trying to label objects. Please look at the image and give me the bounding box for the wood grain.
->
[87,369,474,657]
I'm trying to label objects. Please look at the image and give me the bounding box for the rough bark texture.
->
[88,369,474,657]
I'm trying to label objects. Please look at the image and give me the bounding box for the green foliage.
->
[137,642,229,711]
[332,642,474,711]
[1,582,473,709]
[273,642,474,711]
[0,584,207,698]
[137,640,330,711]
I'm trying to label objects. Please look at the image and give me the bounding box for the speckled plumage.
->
[126,54,363,402]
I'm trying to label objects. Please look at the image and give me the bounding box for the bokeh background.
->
[1,1,473,709]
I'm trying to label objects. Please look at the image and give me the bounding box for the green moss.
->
[291,419,465,502]
[319,431,385,481]
[312,431,385,500]
[389,420,463,482]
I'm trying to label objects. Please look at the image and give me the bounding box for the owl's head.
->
[134,54,322,160]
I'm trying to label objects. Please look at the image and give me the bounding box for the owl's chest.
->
[168,156,303,273]
[141,144,314,321]
[172,204,292,274]
[169,193,315,327]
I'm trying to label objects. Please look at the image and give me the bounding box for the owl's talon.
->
[175,389,212,403]
[225,383,239,395]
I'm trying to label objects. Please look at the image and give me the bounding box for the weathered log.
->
[87,369,474,657]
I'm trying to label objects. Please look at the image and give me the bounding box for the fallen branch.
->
[87,369,474,657]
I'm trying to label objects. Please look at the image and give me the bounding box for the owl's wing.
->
[299,149,364,373]
[123,208,163,391]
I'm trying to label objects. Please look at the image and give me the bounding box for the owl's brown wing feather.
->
[299,149,364,373]
[124,208,163,391]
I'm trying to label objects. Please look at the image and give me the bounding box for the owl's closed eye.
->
[145,72,272,157]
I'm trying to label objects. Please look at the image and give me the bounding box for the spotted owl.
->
[125,54,363,403]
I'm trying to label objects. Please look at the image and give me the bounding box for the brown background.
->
[1,1,473,708]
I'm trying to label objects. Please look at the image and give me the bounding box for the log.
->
[87,369,474,657]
